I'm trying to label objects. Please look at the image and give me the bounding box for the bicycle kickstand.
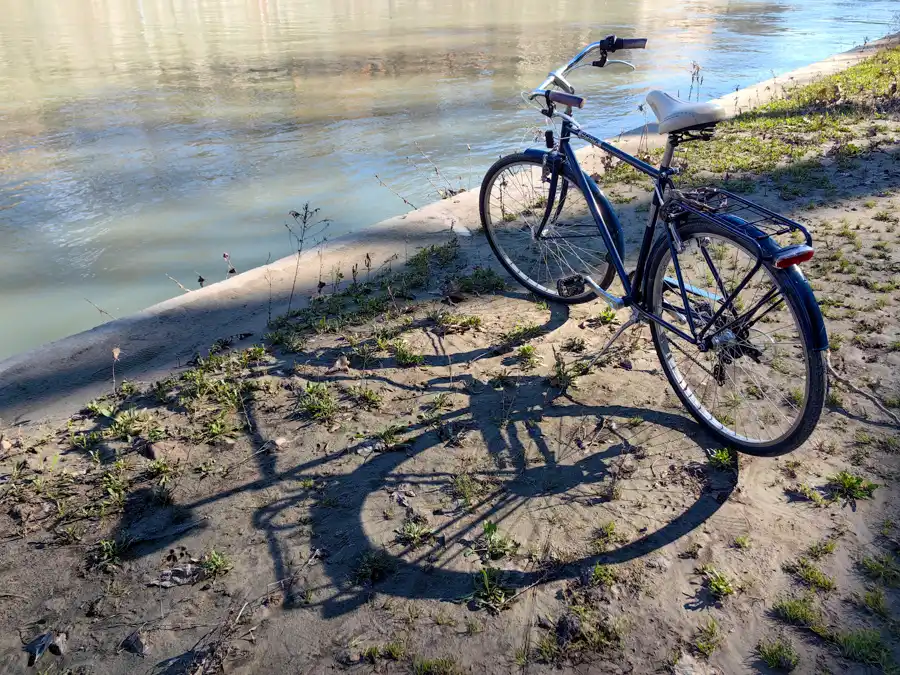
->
[582,307,642,372]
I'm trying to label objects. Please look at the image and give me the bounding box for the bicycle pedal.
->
[557,274,586,298]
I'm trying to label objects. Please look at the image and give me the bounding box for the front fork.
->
[534,151,564,239]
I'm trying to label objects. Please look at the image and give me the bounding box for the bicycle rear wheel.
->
[479,153,617,303]
[646,219,826,456]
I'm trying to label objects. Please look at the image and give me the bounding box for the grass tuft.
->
[756,635,799,671]
[411,656,461,675]
[352,549,396,586]
[297,382,339,423]
[833,629,894,668]
[783,558,835,592]
[860,552,900,587]
[772,593,821,629]
[391,339,424,367]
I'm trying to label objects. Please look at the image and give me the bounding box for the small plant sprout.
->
[201,550,233,579]
[592,522,626,553]
[474,520,519,560]
[395,516,433,549]
[472,567,512,613]
[693,617,722,658]
[708,447,736,471]
[698,565,735,600]
[515,344,540,370]
[733,534,751,550]
[589,563,618,587]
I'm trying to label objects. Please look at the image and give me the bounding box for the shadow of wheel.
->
[286,376,737,618]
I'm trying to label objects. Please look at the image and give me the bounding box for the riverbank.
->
[1,36,900,675]
[1,34,897,425]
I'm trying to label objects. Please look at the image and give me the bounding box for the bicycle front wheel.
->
[479,153,617,304]
[647,219,826,456]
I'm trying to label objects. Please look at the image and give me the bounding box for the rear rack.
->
[664,187,812,248]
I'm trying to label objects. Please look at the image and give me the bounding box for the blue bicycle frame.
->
[535,114,827,352]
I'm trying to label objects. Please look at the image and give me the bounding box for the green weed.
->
[806,538,836,560]
[756,635,799,671]
[515,344,540,370]
[592,522,626,553]
[827,471,878,500]
[860,552,900,587]
[396,517,433,549]
[391,339,424,366]
[708,447,736,471]
[347,384,382,409]
[201,550,233,579]
[472,567,513,613]
[698,565,735,600]
[297,382,339,423]
[352,549,396,586]
[733,535,752,550]
[500,322,543,348]
[693,618,722,658]
[588,563,618,587]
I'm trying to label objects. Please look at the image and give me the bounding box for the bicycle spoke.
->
[653,231,810,447]
[484,158,613,300]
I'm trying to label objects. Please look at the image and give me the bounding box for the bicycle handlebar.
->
[531,34,647,102]
[545,90,585,108]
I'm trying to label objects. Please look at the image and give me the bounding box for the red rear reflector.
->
[773,247,814,269]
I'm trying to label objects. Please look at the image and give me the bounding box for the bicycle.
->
[479,35,828,456]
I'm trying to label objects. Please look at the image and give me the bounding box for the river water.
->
[0,0,896,359]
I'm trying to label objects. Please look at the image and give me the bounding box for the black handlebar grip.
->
[615,37,648,50]
[546,90,585,109]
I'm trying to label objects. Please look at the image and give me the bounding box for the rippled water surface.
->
[0,0,897,358]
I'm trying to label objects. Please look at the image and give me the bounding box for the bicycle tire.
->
[646,218,826,456]
[479,152,618,304]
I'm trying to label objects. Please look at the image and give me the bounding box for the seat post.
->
[659,135,677,170]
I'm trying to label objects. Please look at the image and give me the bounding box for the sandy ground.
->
[1,35,900,675]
